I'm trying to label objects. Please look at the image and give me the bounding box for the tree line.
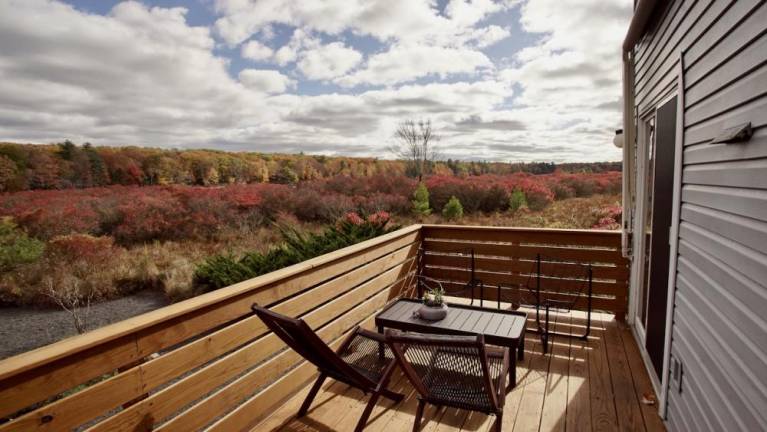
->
[0,141,620,192]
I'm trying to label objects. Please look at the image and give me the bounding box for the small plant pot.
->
[416,303,448,321]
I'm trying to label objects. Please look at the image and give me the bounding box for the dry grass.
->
[399,194,621,230]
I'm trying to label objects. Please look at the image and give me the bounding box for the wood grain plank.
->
[458,310,482,332]
[422,267,622,295]
[619,323,666,432]
[435,280,622,314]
[203,309,386,432]
[251,312,665,432]
[511,314,555,432]
[423,240,625,265]
[86,270,406,432]
[421,226,622,248]
[498,322,536,431]
[0,226,421,381]
[603,316,645,432]
[0,251,416,432]
[565,311,592,432]
[423,254,629,280]
[588,313,619,432]
[364,371,421,432]
[539,312,571,432]
[0,228,421,420]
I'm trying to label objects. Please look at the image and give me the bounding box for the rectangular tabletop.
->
[375,298,527,346]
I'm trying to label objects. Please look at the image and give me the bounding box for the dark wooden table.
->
[375,298,527,389]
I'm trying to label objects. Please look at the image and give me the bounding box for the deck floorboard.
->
[253,310,665,432]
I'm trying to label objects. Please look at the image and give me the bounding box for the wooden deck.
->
[255,311,666,432]
[0,226,640,432]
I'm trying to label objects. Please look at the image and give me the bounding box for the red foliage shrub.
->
[479,185,509,212]
[426,175,484,212]
[292,187,354,222]
[113,189,181,242]
[0,171,621,244]
[0,188,113,238]
[518,180,554,211]
[367,210,390,226]
[322,174,416,197]
[343,211,364,225]
[353,193,411,215]
[550,183,576,200]
[592,204,622,230]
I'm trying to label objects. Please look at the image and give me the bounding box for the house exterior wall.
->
[630,1,767,431]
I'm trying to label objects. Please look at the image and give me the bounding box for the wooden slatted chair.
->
[252,304,404,432]
[385,330,509,432]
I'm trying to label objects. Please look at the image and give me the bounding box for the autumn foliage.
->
[0,170,621,246]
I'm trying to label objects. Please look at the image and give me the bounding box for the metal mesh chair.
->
[386,330,508,432]
[418,247,484,304]
[252,304,403,432]
[517,254,593,353]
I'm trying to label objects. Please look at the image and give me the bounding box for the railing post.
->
[416,233,425,299]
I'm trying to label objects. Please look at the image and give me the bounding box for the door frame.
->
[658,56,685,419]
[628,89,680,397]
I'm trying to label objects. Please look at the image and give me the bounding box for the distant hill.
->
[0,141,620,192]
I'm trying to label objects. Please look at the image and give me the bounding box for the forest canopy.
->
[0,141,621,192]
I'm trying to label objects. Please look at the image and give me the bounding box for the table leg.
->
[377,325,385,359]
[518,331,525,361]
[508,341,517,391]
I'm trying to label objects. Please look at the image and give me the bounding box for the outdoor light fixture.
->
[613,129,624,148]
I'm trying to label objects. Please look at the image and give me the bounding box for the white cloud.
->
[444,0,504,29]
[0,0,633,162]
[297,42,362,81]
[470,25,511,48]
[213,0,450,46]
[272,28,316,66]
[241,39,273,61]
[0,0,274,146]
[338,44,493,87]
[213,0,512,47]
[238,69,294,93]
[491,0,632,161]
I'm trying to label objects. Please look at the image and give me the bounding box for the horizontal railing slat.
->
[83,256,416,432]
[0,224,421,381]
[0,225,420,427]
[423,225,623,247]
[420,225,628,318]
[0,242,418,432]
[422,240,625,264]
[423,267,624,295]
[439,282,623,313]
[422,254,629,280]
[160,287,396,432]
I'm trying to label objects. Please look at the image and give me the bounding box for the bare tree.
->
[390,119,440,182]
[46,280,94,334]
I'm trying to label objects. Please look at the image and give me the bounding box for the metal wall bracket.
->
[711,122,753,144]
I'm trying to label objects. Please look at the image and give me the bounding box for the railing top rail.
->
[0,224,422,381]
[421,224,622,236]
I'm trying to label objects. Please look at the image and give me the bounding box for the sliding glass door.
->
[636,95,677,379]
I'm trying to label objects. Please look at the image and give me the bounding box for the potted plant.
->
[416,282,448,321]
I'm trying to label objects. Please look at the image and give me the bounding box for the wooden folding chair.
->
[252,304,404,432]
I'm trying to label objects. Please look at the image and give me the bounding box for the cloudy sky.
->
[0,0,632,162]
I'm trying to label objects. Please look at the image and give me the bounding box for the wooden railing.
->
[0,224,629,432]
[0,225,420,432]
[420,225,629,319]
